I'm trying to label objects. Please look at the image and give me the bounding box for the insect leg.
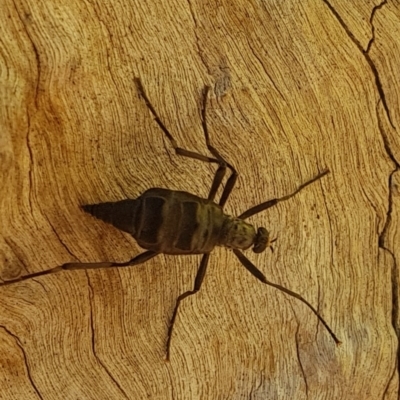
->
[238,169,330,220]
[134,77,218,164]
[232,248,340,345]
[166,252,210,361]
[134,78,236,204]
[200,85,237,206]
[62,250,159,269]
[0,251,158,287]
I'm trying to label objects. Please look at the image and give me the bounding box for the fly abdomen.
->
[134,188,225,254]
[175,201,200,250]
[82,199,139,235]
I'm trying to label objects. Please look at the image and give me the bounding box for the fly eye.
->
[253,227,269,253]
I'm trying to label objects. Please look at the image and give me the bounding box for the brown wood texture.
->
[1,0,399,399]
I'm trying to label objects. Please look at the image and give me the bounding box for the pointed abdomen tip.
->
[81,204,93,214]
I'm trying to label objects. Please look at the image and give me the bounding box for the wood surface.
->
[1,0,399,399]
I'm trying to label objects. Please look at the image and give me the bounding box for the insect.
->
[0,78,340,359]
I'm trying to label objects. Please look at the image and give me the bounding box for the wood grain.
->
[1,0,399,399]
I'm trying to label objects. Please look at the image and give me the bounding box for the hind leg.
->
[135,78,237,205]
[0,251,159,287]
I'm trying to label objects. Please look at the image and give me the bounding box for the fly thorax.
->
[219,217,256,250]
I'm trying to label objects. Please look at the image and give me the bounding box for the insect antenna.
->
[232,248,341,345]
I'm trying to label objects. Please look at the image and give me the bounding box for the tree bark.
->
[1,0,399,399]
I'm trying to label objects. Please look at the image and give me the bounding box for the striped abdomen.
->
[83,188,226,254]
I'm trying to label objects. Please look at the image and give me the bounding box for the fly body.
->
[84,188,268,255]
[0,78,340,360]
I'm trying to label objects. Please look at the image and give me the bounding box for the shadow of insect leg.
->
[0,251,159,287]
[166,252,210,361]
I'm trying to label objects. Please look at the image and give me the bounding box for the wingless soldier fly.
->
[0,78,340,360]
